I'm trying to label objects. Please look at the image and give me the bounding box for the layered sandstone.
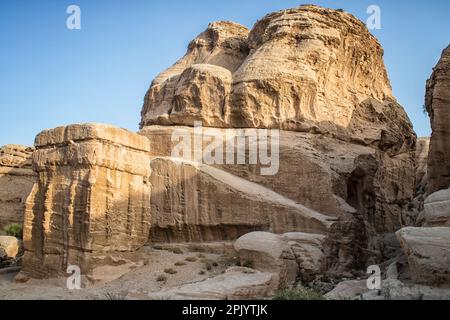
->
[0,145,35,229]
[21,124,152,278]
[426,45,450,193]
[141,5,415,154]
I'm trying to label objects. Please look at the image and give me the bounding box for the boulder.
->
[282,232,325,282]
[148,267,274,300]
[0,236,21,258]
[234,232,298,289]
[423,189,450,226]
[0,145,36,229]
[396,227,450,287]
[325,280,368,300]
[21,123,152,278]
[426,44,450,193]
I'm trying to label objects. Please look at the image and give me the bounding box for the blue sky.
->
[0,0,449,146]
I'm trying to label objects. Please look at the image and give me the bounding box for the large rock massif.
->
[139,5,417,272]
[0,145,35,229]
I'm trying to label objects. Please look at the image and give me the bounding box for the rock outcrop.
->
[426,45,450,194]
[141,6,415,153]
[397,227,450,287]
[415,137,430,194]
[0,145,35,229]
[21,124,152,278]
[422,188,450,227]
[139,5,417,273]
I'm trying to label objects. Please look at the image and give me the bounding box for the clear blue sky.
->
[1,0,449,146]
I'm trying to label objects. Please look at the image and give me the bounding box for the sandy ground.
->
[0,244,238,300]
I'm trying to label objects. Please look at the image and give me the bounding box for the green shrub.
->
[164,268,178,275]
[104,292,126,300]
[273,287,324,301]
[171,248,183,254]
[4,223,23,239]
[156,275,167,282]
[185,256,197,262]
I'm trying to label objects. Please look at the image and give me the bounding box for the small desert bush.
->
[164,268,178,275]
[156,275,167,282]
[242,260,254,268]
[174,261,187,266]
[185,256,197,262]
[199,270,205,275]
[4,223,23,239]
[273,287,324,301]
[104,292,126,300]
[171,248,183,254]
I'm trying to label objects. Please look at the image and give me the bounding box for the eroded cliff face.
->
[426,45,450,194]
[21,124,152,278]
[0,145,36,229]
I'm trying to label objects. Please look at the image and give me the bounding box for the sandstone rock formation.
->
[21,124,152,278]
[397,227,450,287]
[422,188,450,227]
[0,145,35,229]
[139,5,417,273]
[141,6,415,153]
[426,45,450,194]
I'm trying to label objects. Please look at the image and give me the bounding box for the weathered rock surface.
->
[0,236,21,258]
[21,124,152,278]
[422,189,450,227]
[283,232,326,282]
[140,125,416,272]
[140,21,249,127]
[141,6,415,153]
[426,45,450,194]
[148,267,274,300]
[150,157,333,243]
[234,232,298,289]
[396,227,450,287]
[0,145,35,229]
